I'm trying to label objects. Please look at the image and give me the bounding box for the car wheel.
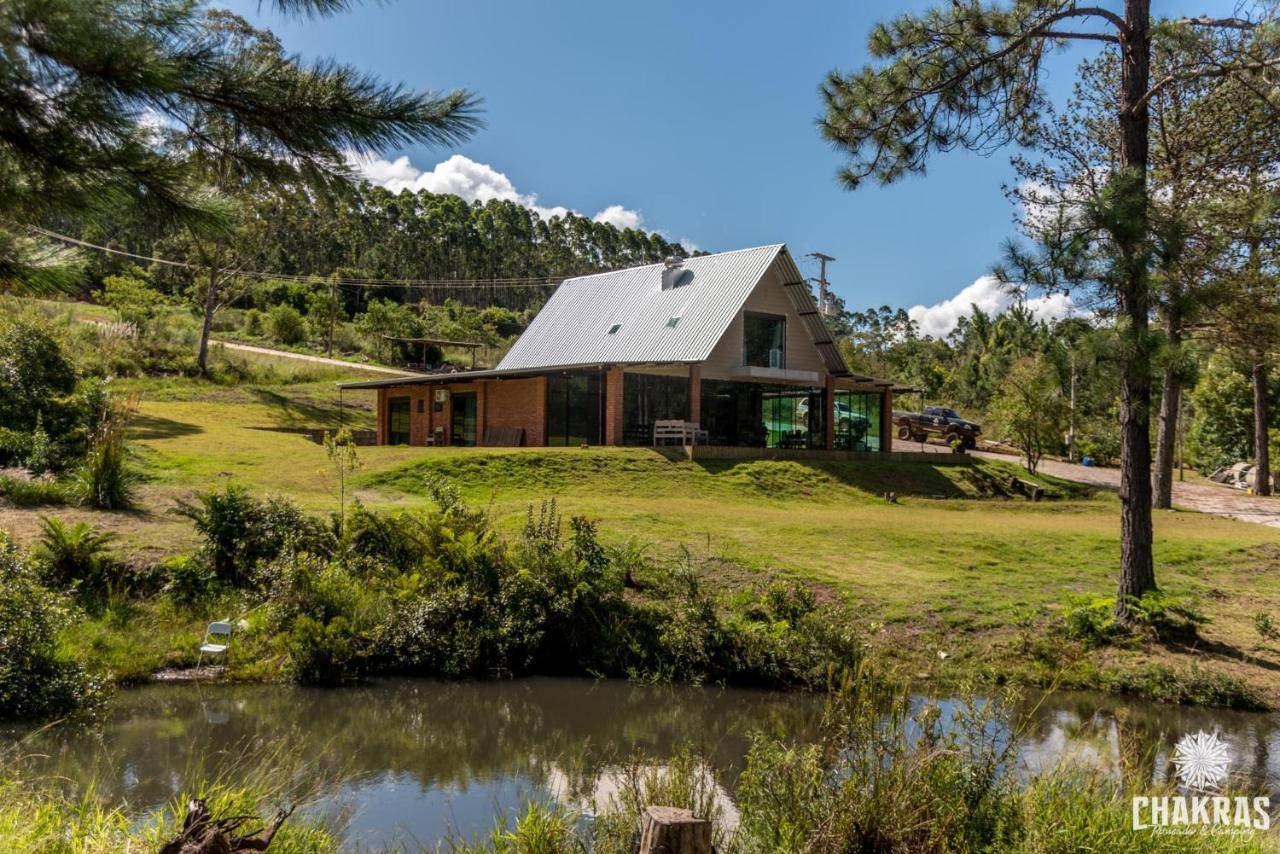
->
[898,425,912,440]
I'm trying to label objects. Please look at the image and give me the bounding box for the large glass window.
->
[833,391,881,452]
[623,373,689,445]
[387,396,411,445]
[743,312,785,368]
[700,380,824,448]
[546,372,604,446]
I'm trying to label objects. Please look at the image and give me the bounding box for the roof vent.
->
[661,256,689,290]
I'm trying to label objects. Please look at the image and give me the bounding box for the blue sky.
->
[227,0,1225,332]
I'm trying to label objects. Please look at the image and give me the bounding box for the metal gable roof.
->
[496,244,789,371]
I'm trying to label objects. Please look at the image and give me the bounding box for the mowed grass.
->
[4,370,1280,703]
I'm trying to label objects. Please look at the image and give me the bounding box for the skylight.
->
[665,316,680,328]
[607,323,621,335]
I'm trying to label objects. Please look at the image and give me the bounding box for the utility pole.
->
[807,252,836,317]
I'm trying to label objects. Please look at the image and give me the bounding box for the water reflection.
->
[1012,690,1280,797]
[4,679,1279,848]
[2,678,824,848]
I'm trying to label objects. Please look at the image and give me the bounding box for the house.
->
[339,244,895,453]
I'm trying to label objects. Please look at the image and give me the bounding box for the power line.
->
[27,226,569,290]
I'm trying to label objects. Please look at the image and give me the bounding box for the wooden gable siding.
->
[700,255,828,382]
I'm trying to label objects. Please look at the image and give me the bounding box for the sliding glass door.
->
[622,373,689,445]
[546,372,604,446]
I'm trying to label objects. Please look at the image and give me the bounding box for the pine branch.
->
[1172,16,1258,30]
[1133,57,1280,114]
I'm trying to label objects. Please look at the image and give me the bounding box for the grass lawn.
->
[4,370,1280,706]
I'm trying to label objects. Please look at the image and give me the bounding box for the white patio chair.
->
[197,621,232,672]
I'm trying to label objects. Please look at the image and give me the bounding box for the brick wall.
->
[688,364,701,422]
[604,367,624,445]
[409,386,429,445]
[376,388,388,445]
[484,377,547,446]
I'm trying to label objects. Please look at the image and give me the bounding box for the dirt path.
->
[212,340,421,377]
[972,451,1280,530]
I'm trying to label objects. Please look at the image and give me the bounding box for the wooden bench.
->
[482,426,525,447]
[653,420,708,446]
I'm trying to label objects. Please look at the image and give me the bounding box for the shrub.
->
[161,554,217,605]
[1062,597,1120,649]
[175,485,333,586]
[1062,592,1206,649]
[98,274,166,330]
[0,320,78,436]
[0,537,103,720]
[267,304,307,346]
[1255,611,1280,642]
[284,615,358,685]
[32,517,117,588]
[344,502,431,569]
[242,308,263,337]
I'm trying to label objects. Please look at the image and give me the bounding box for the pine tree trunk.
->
[197,252,221,374]
[1255,361,1272,496]
[1114,0,1157,621]
[1153,304,1182,509]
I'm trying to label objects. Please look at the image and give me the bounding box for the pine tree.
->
[819,2,1279,621]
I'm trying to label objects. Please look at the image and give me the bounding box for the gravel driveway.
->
[976,451,1280,530]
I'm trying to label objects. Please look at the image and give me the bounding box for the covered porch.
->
[616,365,893,453]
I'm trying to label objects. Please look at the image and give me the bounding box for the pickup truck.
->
[893,406,981,449]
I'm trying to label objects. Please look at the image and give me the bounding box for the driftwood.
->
[158,799,294,854]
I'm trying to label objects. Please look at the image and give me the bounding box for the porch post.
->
[824,375,835,450]
[529,375,549,447]
[376,388,388,445]
[605,367,625,446]
[688,364,702,423]
[881,387,893,453]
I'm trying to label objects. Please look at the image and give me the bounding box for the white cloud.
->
[348,153,649,233]
[592,204,643,230]
[907,275,1076,338]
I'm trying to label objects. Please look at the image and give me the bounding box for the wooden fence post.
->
[635,805,712,854]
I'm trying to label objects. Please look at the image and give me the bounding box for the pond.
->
[4,678,1280,849]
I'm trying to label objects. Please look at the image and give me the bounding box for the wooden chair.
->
[684,421,709,445]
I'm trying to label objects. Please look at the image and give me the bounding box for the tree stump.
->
[635,805,712,854]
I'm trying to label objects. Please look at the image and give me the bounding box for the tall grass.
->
[0,474,68,507]
[0,740,341,853]
[73,397,139,510]
[448,680,1273,854]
